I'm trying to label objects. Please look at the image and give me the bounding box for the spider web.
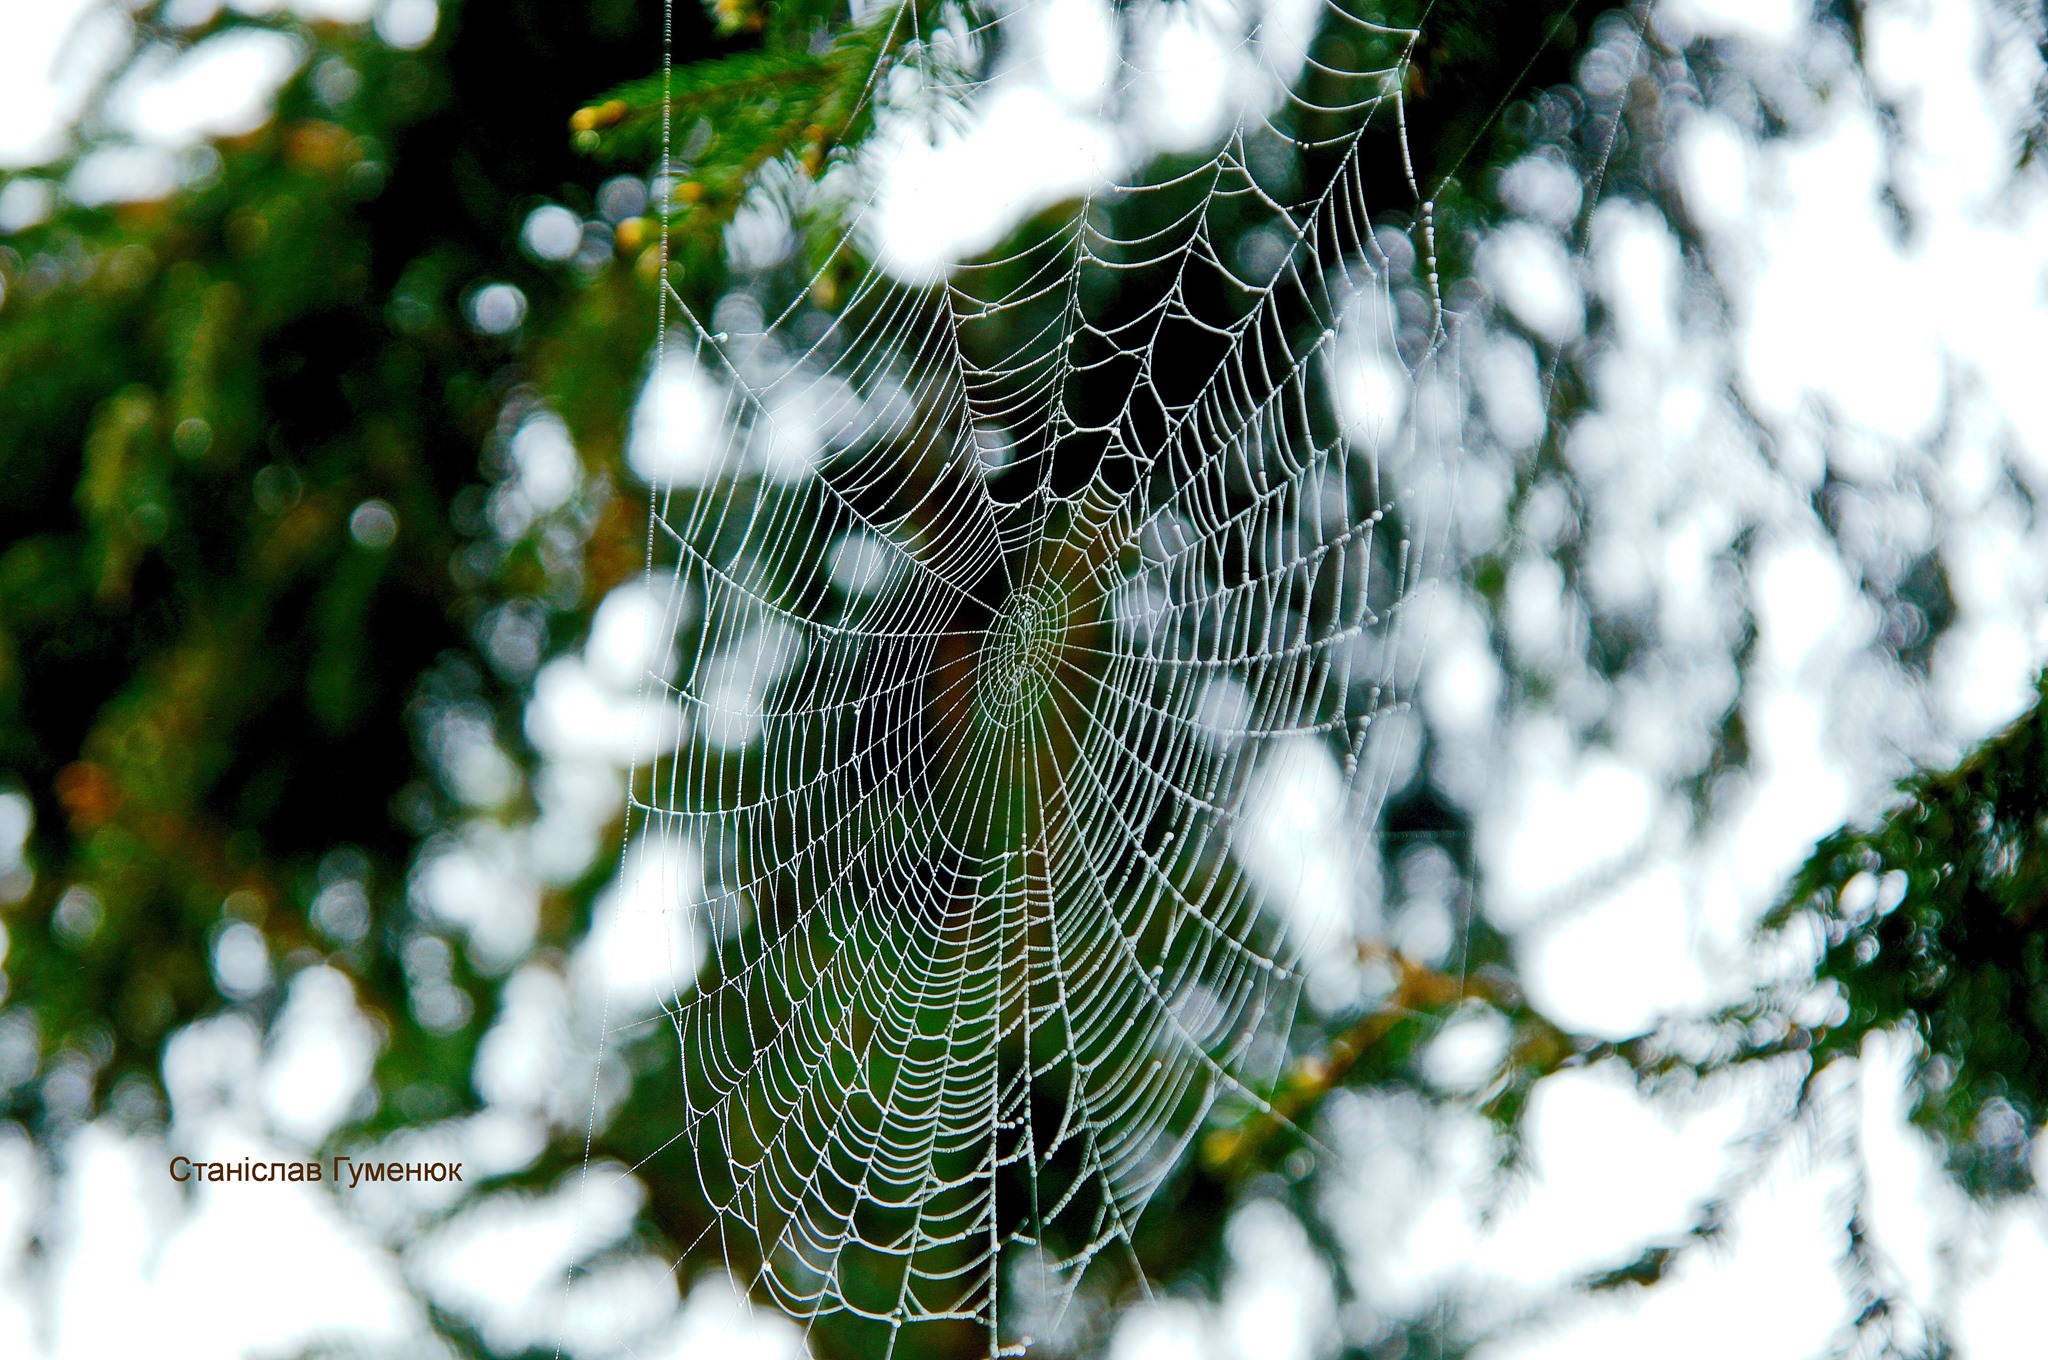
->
[598,0,1464,1350]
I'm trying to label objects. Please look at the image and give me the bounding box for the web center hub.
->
[977,583,1066,727]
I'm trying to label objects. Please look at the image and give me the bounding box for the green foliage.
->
[1762,674,2048,1197]
[0,0,695,1138]
[570,0,937,299]
[579,6,903,172]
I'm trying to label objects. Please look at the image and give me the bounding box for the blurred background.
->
[3,0,2048,1356]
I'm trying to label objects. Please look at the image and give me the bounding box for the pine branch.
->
[571,4,913,221]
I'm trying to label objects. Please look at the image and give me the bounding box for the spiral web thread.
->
[607,0,1461,1350]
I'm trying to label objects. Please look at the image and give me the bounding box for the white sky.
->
[5,0,2048,1355]
[0,0,112,168]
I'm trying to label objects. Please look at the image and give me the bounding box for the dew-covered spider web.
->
[599,0,1475,1351]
